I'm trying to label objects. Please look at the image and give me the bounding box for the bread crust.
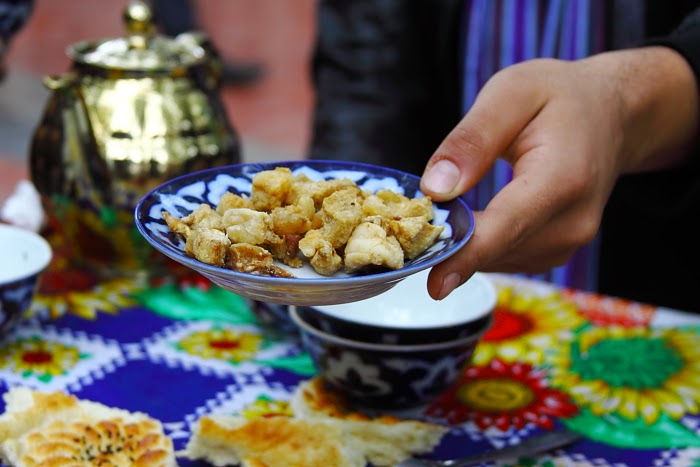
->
[184,415,365,467]
[182,377,448,467]
[291,378,449,467]
[0,387,176,467]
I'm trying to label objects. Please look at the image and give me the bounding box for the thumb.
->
[420,64,548,201]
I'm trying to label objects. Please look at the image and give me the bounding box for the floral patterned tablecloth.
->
[1,235,700,467]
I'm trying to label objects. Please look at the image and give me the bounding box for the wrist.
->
[584,47,699,173]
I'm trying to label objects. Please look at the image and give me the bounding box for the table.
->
[1,235,700,467]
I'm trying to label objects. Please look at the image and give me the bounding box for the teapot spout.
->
[42,72,77,91]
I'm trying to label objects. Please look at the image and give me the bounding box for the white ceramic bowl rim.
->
[310,270,497,329]
[290,305,492,352]
[0,224,53,284]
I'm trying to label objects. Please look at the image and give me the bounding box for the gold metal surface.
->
[123,0,155,36]
[29,0,240,279]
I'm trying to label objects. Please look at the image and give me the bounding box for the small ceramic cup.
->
[296,269,497,345]
[0,224,52,338]
[290,305,492,410]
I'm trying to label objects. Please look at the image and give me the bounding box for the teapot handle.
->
[176,31,223,90]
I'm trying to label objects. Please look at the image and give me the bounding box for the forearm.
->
[579,46,699,174]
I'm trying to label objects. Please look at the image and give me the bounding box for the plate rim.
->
[134,159,475,286]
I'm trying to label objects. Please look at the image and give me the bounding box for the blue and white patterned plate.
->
[134,160,474,306]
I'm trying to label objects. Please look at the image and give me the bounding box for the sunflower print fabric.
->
[1,244,699,467]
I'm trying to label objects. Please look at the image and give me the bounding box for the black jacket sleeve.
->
[598,6,700,312]
[647,7,700,87]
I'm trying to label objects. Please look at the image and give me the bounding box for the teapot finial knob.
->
[124,1,155,36]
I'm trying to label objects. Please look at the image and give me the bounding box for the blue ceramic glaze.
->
[135,160,474,306]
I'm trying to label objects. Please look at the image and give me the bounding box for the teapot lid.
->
[67,1,206,72]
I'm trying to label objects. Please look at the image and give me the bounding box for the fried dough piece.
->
[298,230,343,276]
[270,194,315,236]
[162,167,445,278]
[228,243,295,278]
[185,228,231,267]
[217,191,253,213]
[181,415,364,467]
[163,205,224,239]
[163,211,191,238]
[310,210,324,230]
[363,190,435,221]
[314,188,364,249]
[181,204,225,231]
[344,222,404,273]
[389,216,445,259]
[291,378,449,467]
[361,194,392,219]
[297,188,362,275]
[223,208,280,246]
[287,175,359,209]
[362,214,391,230]
[266,234,303,268]
[0,387,175,467]
[251,167,294,212]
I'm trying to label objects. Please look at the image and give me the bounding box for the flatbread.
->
[0,387,176,467]
[291,377,449,467]
[182,376,448,467]
[183,414,365,467]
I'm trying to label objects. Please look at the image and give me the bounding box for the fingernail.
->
[423,159,460,195]
[438,272,463,300]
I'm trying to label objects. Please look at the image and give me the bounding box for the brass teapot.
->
[29,1,241,279]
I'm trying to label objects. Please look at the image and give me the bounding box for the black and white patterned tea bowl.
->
[290,304,491,410]
[134,160,474,306]
[296,269,496,345]
[0,224,52,338]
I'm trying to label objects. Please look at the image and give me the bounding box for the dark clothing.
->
[308,1,700,312]
[150,0,197,37]
[0,0,33,80]
[0,0,32,43]
[308,0,463,177]
[598,5,700,312]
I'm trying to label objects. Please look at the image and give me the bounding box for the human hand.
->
[420,47,699,300]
